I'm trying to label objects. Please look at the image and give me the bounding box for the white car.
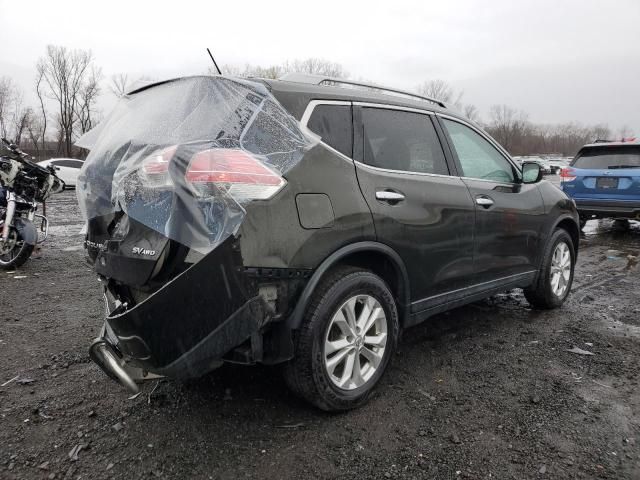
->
[38,158,84,188]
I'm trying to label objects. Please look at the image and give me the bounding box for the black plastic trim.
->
[287,241,411,331]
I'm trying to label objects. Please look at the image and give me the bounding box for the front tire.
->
[283,267,399,411]
[524,229,575,309]
[0,228,34,270]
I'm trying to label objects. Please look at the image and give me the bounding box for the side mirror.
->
[522,162,543,184]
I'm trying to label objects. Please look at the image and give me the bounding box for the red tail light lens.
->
[560,167,576,182]
[185,149,285,201]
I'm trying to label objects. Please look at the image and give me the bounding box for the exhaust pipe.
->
[89,338,140,394]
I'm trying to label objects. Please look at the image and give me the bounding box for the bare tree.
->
[110,73,130,97]
[617,125,635,140]
[463,104,480,123]
[284,58,347,78]
[417,79,453,103]
[488,104,529,152]
[11,100,30,146]
[34,63,48,152]
[38,45,95,157]
[0,76,16,139]
[77,66,102,134]
[25,108,44,157]
[218,58,348,80]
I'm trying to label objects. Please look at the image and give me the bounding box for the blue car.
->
[561,142,640,229]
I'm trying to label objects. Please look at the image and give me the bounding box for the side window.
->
[361,108,448,175]
[442,119,515,183]
[307,104,353,157]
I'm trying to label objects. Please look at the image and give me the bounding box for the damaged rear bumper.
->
[89,237,273,388]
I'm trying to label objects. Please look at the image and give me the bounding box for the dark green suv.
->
[80,73,579,411]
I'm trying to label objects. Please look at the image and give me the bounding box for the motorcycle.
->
[0,138,65,269]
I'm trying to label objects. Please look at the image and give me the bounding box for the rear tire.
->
[524,229,575,309]
[283,266,399,411]
[0,228,34,270]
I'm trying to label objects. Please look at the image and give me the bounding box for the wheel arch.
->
[287,241,411,331]
[552,215,580,256]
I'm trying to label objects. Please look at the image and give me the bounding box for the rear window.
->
[306,104,353,157]
[573,146,640,169]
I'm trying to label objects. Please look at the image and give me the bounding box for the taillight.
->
[140,145,178,186]
[185,149,285,201]
[560,167,576,182]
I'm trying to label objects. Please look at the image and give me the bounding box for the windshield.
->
[573,146,640,169]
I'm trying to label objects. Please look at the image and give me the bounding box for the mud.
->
[1,189,639,479]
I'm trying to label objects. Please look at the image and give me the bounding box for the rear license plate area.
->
[596,177,618,189]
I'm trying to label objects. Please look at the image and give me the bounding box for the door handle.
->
[376,190,405,202]
[475,196,494,208]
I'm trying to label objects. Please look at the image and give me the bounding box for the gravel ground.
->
[1,187,639,480]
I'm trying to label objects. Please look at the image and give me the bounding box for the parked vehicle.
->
[80,74,580,411]
[561,141,640,229]
[547,158,570,174]
[38,158,83,188]
[0,139,64,269]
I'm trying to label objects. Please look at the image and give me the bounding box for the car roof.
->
[127,74,477,128]
[257,76,452,121]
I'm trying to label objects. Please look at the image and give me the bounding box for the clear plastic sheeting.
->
[76,76,316,254]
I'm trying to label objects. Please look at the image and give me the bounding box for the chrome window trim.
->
[436,112,522,183]
[353,160,454,179]
[354,102,453,177]
[353,101,435,116]
[299,100,354,164]
[459,176,516,187]
[300,99,351,128]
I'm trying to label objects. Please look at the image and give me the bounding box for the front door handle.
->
[376,190,405,203]
[475,196,494,208]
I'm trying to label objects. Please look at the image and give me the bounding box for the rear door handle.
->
[475,196,494,208]
[376,190,405,202]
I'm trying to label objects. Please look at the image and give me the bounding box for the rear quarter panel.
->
[238,144,375,269]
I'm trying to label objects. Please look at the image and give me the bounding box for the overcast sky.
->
[1,0,639,134]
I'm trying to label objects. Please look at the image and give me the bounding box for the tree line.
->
[0,48,633,160]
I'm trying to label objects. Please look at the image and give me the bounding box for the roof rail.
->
[278,73,447,109]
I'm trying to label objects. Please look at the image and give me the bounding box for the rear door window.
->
[361,108,449,175]
[442,118,516,183]
[573,146,640,169]
[307,104,353,157]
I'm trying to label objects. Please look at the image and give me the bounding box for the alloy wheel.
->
[550,241,571,297]
[323,294,388,390]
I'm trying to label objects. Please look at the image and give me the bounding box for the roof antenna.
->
[207,48,222,75]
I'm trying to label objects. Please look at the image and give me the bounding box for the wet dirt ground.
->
[1,186,639,480]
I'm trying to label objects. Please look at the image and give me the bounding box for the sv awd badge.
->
[131,246,156,257]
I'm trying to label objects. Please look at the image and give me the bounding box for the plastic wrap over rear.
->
[76,76,316,254]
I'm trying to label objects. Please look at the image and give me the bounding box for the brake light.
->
[185,149,285,201]
[560,167,576,182]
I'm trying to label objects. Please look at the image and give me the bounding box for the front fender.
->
[14,218,37,245]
